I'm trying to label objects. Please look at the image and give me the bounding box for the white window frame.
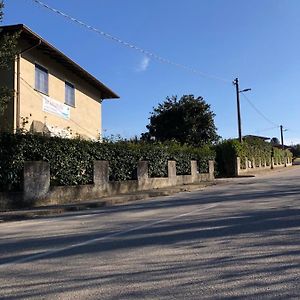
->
[35,63,49,95]
[65,81,75,107]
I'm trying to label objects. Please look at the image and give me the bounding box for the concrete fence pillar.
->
[271,157,275,169]
[93,161,109,186]
[235,157,241,177]
[23,161,50,204]
[245,157,249,171]
[208,160,215,180]
[137,161,149,182]
[191,160,198,181]
[258,157,262,168]
[168,161,177,184]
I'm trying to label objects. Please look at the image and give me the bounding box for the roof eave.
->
[0,24,119,100]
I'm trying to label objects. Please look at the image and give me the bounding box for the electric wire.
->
[241,93,279,127]
[27,0,291,140]
[255,126,279,134]
[30,0,231,84]
[18,74,99,139]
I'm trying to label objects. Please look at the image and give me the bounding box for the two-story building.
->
[0,24,119,139]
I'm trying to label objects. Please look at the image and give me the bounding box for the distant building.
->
[243,135,270,141]
[0,24,119,139]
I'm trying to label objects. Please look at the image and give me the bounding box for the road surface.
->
[0,166,299,299]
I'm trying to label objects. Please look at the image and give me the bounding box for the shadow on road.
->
[1,171,300,299]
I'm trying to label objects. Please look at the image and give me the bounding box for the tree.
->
[142,95,219,147]
[270,137,280,146]
[290,144,300,158]
[0,0,19,114]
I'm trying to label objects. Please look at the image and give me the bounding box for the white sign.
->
[42,95,70,120]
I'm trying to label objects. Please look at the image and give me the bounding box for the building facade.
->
[0,24,119,139]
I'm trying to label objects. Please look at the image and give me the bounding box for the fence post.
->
[258,157,262,168]
[235,157,241,176]
[93,161,109,186]
[245,157,249,172]
[168,161,177,185]
[208,160,215,180]
[23,161,50,204]
[191,160,198,182]
[137,161,149,184]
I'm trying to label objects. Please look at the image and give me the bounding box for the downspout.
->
[16,39,41,130]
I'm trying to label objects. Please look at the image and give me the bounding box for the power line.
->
[240,92,279,127]
[18,74,99,138]
[30,0,231,84]
[255,126,279,135]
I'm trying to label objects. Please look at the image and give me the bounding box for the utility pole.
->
[233,78,242,143]
[280,125,284,150]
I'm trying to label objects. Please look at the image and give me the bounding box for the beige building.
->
[0,24,119,139]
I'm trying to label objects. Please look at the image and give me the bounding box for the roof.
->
[243,135,270,141]
[0,24,119,100]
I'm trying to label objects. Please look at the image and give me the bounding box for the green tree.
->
[270,137,280,146]
[142,95,219,147]
[290,144,300,158]
[0,0,19,114]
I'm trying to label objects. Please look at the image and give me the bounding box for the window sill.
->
[65,103,76,108]
[34,89,49,97]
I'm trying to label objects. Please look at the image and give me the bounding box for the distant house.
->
[243,135,270,141]
[0,24,119,139]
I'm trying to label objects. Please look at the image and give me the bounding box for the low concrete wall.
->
[235,156,292,176]
[0,192,23,210]
[1,160,215,209]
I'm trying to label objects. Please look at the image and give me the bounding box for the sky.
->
[2,0,300,144]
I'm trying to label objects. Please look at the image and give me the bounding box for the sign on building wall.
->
[42,95,70,120]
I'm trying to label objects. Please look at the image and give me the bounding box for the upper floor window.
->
[35,64,48,95]
[65,81,75,107]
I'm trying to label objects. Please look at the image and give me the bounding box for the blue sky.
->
[3,0,300,144]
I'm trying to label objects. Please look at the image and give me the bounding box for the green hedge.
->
[215,137,292,177]
[0,133,215,191]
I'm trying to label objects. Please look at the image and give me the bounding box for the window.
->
[35,64,48,94]
[65,81,75,107]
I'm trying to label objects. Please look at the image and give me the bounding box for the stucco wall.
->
[18,46,102,139]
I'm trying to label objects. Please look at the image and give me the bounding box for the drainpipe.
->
[16,39,41,130]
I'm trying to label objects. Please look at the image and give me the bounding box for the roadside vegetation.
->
[215,137,292,177]
[0,132,215,191]
[290,144,300,158]
[0,1,294,192]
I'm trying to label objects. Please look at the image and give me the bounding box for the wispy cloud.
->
[136,56,150,72]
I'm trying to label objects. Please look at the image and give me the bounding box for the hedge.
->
[215,137,293,177]
[0,133,215,191]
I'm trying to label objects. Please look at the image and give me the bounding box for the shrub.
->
[215,137,292,177]
[0,133,215,191]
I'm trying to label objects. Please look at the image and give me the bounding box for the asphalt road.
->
[0,167,300,299]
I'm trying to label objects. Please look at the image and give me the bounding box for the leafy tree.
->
[142,95,219,147]
[290,144,300,158]
[270,137,280,146]
[0,0,19,114]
